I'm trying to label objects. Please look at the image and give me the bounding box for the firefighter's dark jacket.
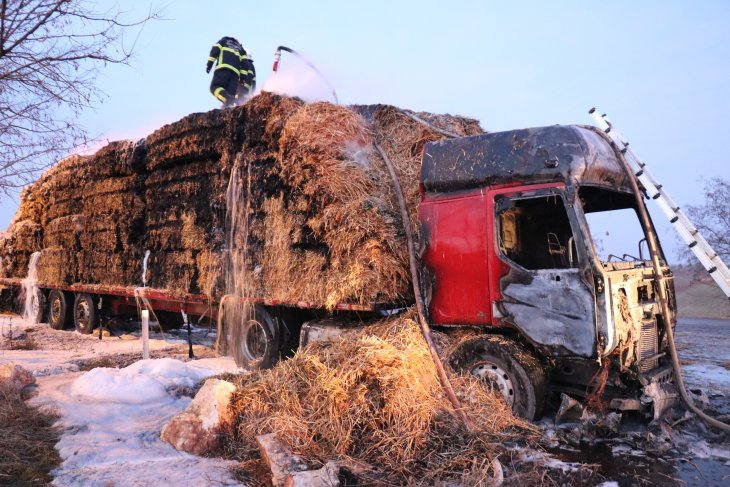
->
[207,37,256,90]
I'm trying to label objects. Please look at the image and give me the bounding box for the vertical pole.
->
[182,309,194,359]
[142,309,150,360]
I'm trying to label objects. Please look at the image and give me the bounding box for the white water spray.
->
[141,249,151,287]
[262,58,335,103]
[21,251,41,324]
[217,155,255,356]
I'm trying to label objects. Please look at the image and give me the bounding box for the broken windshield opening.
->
[579,187,653,263]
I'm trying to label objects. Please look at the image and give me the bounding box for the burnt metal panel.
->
[501,269,596,357]
[422,125,632,194]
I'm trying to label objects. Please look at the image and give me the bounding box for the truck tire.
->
[449,335,547,420]
[73,293,96,335]
[226,306,281,370]
[48,290,72,330]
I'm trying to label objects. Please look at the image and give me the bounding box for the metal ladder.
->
[589,108,730,298]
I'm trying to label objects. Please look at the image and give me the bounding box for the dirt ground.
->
[1,314,730,486]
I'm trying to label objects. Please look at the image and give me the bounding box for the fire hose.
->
[272,46,339,104]
[389,112,730,432]
[611,143,730,432]
[373,141,473,432]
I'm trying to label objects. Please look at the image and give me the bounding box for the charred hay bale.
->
[43,195,84,222]
[364,105,485,232]
[145,111,230,172]
[34,155,92,218]
[196,248,224,296]
[6,220,42,253]
[36,248,76,285]
[78,215,122,253]
[76,250,140,286]
[145,250,198,296]
[31,155,94,222]
[225,315,532,483]
[244,92,305,153]
[144,211,209,252]
[0,235,28,279]
[79,175,146,253]
[256,195,329,304]
[43,215,84,249]
[270,103,412,306]
[87,140,146,177]
[82,175,145,212]
[11,185,45,225]
[143,160,228,226]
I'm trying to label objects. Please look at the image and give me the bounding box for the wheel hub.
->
[243,319,268,360]
[471,361,515,406]
[76,300,91,327]
[51,298,62,322]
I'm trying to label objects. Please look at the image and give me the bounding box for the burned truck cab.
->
[420,125,676,419]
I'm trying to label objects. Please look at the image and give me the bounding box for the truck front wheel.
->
[449,335,547,420]
[73,293,96,334]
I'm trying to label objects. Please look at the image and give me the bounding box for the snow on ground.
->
[1,314,245,486]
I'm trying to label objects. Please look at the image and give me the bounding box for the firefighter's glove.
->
[206,62,213,73]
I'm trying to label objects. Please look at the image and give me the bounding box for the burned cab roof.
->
[421,125,633,194]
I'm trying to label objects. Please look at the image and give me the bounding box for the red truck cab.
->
[419,125,676,418]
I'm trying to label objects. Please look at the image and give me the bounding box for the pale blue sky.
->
[1,1,728,262]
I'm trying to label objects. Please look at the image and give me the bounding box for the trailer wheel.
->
[48,290,71,330]
[73,293,96,335]
[221,305,280,370]
[449,335,547,420]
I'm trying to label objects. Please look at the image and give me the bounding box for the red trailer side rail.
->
[0,277,382,320]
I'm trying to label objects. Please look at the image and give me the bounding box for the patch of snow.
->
[689,439,730,462]
[510,445,582,473]
[682,363,730,394]
[32,357,242,486]
[70,357,232,404]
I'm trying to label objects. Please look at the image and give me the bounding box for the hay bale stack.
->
[47,141,146,286]
[232,96,483,308]
[142,109,242,295]
[225,314,534,484]
[1,93,483,307]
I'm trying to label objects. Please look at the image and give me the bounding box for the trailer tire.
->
[449,335,547,420]
[48,290,71,330]
[73,293,96,335]
[221,305,280,370]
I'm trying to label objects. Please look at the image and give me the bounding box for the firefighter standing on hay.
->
[206,36,256,107]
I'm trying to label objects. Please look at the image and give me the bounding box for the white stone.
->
[160,378,236,455]
[256,433,309,487]
[285,461,340,487]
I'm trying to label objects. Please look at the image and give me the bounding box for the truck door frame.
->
[487,183,598,358]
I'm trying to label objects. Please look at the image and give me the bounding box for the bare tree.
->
[678,177,730,273]
[0,0,158,195]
